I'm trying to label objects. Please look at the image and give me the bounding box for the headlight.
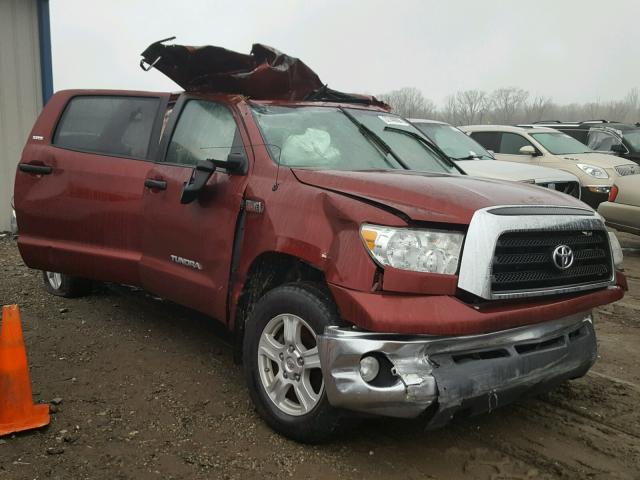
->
[608,231,624,270]
[360,224,464,275]
[577,163,609,179]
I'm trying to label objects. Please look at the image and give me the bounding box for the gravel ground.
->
[0,232,639,480]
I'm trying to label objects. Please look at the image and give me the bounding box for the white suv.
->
[460,125,640,208]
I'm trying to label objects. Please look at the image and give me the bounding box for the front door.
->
[493,132,540,165]
[139,96,250,321]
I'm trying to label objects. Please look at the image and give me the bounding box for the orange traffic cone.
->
[0,304,49,436]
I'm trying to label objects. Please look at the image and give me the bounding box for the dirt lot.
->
[0,233,639,480]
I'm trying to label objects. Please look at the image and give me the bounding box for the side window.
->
[53,96,160,158]
[588,130,623,152]
[468,131,500,152]
[499,133,532,154]
[165,100,241,166]
[558,128,588,144]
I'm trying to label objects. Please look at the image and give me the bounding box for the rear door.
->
[15,92,168,284]
[139,95,250,320]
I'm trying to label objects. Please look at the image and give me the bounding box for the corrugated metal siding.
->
[0,0,42,231]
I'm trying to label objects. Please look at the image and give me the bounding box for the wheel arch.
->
[232,251,331,363]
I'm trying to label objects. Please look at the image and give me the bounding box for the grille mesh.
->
[615,164,640,176]
[491,230,613,293]
[538,181,581,198]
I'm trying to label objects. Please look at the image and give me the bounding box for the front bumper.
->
[317,312,596,427]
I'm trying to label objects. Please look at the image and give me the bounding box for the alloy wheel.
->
[257,313,323,416]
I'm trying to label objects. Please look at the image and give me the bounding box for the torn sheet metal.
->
[140,37,387,106]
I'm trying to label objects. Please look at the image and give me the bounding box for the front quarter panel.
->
[235,168,406,294]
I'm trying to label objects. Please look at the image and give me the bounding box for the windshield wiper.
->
[383,126,464,173]
[338,107,410,169]
[454,154,488,160]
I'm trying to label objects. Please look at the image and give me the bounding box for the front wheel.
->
[42,271,93,298]
[243,283,344,443]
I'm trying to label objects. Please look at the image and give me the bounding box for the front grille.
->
[491,230,613,294]
[539,181,581,198]
[615,164,640,176]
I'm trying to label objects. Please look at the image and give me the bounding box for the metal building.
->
[0,0,52,232]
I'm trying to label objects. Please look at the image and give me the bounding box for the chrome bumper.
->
[317,312,596,427]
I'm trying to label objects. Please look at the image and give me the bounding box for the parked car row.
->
[529,120,640,164]
[11,39,631,442]
[410,120,581,198]
[399,118,640,231]
[458,125,639,209]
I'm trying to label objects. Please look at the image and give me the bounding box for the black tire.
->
[42,271,93,298]
[243,282,345,443]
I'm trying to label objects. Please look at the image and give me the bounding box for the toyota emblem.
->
[552,245,574,270]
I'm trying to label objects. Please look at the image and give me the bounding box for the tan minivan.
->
[460,125,640,208]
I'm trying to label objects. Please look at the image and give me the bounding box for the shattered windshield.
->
[412,123,493,160]
[251,105,457,173]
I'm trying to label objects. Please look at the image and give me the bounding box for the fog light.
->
[359,356,380,383]
[587,186,611,194]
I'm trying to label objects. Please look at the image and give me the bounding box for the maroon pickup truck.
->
[13,41,627,442]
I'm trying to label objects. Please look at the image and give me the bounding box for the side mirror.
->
[180,149,248,204]
[519,145,536,156]
[181,160,216,204]
[610,143,625,154]
[223,149,248,175]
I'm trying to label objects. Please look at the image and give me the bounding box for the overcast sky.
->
[51,0,640,106]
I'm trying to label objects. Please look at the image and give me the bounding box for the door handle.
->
[18,163,52,175]
[144,178,167,190]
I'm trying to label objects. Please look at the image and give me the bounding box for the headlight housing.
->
[577,163,609,179]
[360,224,464,275]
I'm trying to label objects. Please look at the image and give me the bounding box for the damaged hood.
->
[140,37,387,105]
[292,169,588,224]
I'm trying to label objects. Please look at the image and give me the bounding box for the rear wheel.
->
[42,271,93,298]
[243,283,344,443]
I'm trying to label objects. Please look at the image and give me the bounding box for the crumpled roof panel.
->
[140,37,388,107]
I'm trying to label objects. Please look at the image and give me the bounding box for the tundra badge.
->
[170,255,203,270]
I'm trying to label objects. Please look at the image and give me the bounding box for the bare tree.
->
[523,96,553,122]
[377,87,437,119]
[619,88,639,122]
[583,101,602,121]
[490,87,529,123]
[441,94,459,124]
[453,90,490,125]
[379,85,640,126]
[603,100,630,122]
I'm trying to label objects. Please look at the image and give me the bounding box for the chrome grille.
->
[491,230,613,294]
[615,164,640,176]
